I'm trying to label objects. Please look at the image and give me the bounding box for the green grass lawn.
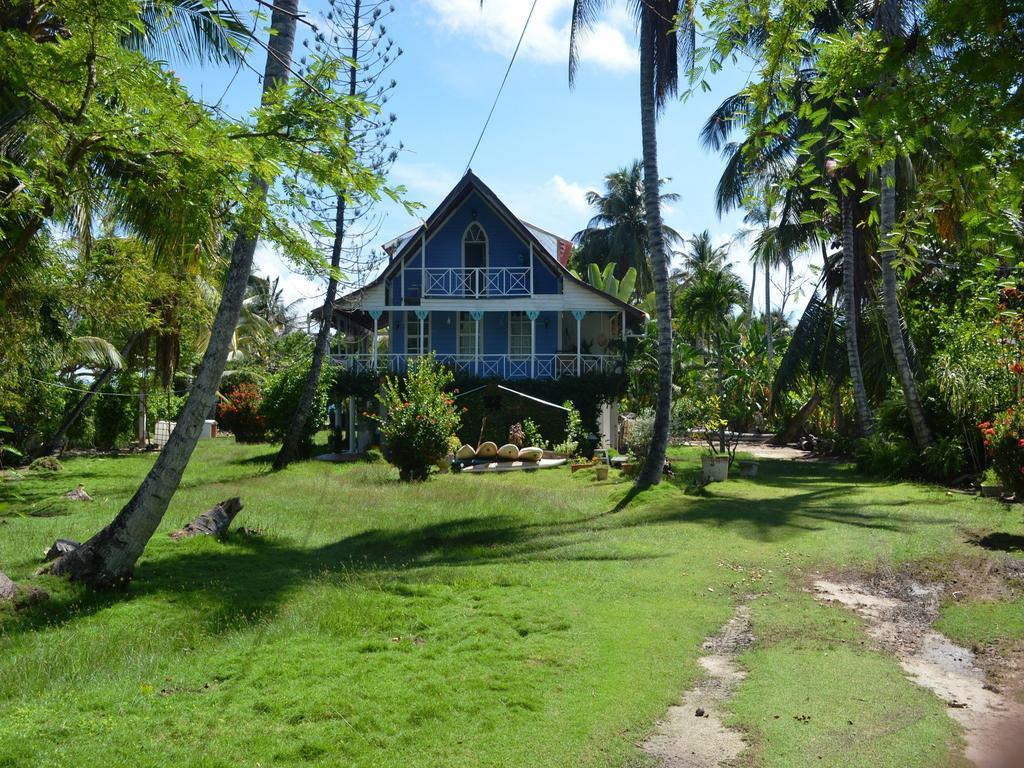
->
[1,440,1022,768]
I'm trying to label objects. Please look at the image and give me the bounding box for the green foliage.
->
[260,360,334,457]
[27,455,63,473]
[981,408,1024,494]
[94,376,138,450]
[373,356,461,482]
[552,401,585,457]
[920,437,968,483]
[520,418,545,449]
[624,408,655,462]
[361,446,386,464]
[217,383,266,443]
[854,434,917,480]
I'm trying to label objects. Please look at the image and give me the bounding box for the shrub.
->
[521,417,545,449]
[374,356,461,481]
[981,407,1024,494]
[28,455,63,472]
[625,408,655,462]
[362,446,386,464]
[260,361,334,456]
[218,383,266,442]
[552,401,585,457]
[921,436,967,482]
[854,434,916,480]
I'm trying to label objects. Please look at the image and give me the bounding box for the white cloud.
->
[549,175,594,216]
[252,244,325,322]
[390,158,461,205]
[423,0,636,73]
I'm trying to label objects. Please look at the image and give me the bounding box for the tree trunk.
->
[635,14,673,489]
[717,331,726,453]
[775,390,823,445]
[879,158,931,448]
[34,332,143,458]
[274,0,361,471]
[764,261,773,414]
[842,185,873,435]
[745,268,756,334]
[50,0,299,588]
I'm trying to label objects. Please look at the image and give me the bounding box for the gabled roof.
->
[324,170,647,323]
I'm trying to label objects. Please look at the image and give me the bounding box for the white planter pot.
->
[701,455,729,483]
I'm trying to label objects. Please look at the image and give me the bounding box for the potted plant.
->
[696,406,738,483]
[979,468,1003,498]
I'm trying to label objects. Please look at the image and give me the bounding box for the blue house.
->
[325,171,647,374]
[319,171,648,450]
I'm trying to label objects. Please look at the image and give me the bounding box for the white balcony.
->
[329,353,621,380]
[423,267,531,298]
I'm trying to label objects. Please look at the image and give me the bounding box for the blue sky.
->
[177,0,814,316]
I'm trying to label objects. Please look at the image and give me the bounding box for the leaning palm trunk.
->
[35,332,143,458]
[764,262,773,401]
[51,0,299,588]
[274,0,362,471]
[879,159,931,448]
[635,15,673,488]
[841,187,873,434]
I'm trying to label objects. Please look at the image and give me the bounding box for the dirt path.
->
[642,606,751,767]
[812,578,1024,768]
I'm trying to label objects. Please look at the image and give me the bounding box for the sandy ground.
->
[642,606,751,767]
[812,577,1024,768]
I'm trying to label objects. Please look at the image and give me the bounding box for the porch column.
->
[348,397,356,453]
[471,310,484,376]
[527,310,539,378]
[369,309,382,369]
[572,310,586,376]
[415,309,429,358]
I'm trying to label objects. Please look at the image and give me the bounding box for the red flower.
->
[1018,439,1024,448]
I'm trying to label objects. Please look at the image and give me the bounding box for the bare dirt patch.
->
[642,606,752,768]
[811,573,1024,768]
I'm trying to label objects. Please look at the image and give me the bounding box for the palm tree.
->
[874,0,932,448]
[568,0,695,488]
[672,230,729,288]
[51,0,300,588]
[742,199,795,394]
[699,1,880,436]
[676,260,747,451]
[571,160,682,299]
[0,0,251,279]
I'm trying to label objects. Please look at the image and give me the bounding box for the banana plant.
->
[581,262,638,302]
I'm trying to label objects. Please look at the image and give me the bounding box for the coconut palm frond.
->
[74,336,125,369]
[127,0,253,65]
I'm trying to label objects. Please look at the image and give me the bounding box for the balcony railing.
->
[423,267,530,298]
[329,353,621,380]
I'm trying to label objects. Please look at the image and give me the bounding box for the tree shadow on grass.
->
[2,465,963,641]
[2,512,665,639]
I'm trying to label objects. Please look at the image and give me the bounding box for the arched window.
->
[463,223,487,295]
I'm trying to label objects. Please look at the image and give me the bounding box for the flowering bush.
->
[218,383,266,443]
[981,406,1024,493]
[374,356,461,481]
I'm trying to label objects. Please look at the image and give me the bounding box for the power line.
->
[464,0,539,173]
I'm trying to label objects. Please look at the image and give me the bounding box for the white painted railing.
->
[329,353,621,379]
[423,267,531,297]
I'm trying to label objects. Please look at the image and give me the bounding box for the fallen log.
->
[169,498,243,540]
